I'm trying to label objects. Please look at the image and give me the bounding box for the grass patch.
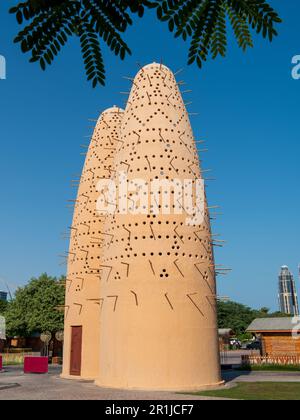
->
[237,364,300,372]
[193,382,300,400]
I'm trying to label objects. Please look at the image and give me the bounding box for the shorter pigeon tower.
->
[62,107,124,380]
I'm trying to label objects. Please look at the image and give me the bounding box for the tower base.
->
[94,379,225,392]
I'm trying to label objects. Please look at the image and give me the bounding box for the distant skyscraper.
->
[0,291,7,302]
[278,266,299,316]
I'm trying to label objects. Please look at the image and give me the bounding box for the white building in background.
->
[0,291,7,302]
[278,266,299,316]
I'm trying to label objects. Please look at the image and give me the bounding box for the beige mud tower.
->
[95,64,222,390]
[63,63,222,390]
[62,107,124,380]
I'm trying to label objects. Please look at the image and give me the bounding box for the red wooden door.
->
[70,326,82,376]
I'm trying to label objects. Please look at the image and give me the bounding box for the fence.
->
[242,354,300,366]
[1,350,37,365]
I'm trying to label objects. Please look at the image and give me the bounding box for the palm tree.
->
[10,0,281,87]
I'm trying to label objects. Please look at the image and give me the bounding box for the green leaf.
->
[40,57,46,70]
[16,10,23,24]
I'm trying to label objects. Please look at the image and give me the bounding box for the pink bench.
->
[24,356,48,374]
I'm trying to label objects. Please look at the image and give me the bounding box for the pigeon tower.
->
[63,64,222,390]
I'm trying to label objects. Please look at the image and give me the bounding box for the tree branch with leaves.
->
[9,0,282,87]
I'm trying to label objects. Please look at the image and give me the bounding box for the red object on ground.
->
[0,355,2,371]
[24,356,48,374]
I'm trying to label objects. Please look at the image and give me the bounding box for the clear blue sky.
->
[0,1,299,310]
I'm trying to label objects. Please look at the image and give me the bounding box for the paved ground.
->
[0,366,224,400]
[223,370,300,383]
[0,365,300,400]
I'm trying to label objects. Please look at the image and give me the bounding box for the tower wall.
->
[95,64,222,390]
[62,107,124,380]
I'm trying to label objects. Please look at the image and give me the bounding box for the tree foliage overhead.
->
[10,0,281,87]
[4,273,65,337]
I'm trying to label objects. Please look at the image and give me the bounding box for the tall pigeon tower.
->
[95,64,222,390]
[62,107,124,380]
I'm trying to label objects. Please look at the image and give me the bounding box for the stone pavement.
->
[223,370,300,383]
[0,366,224,400]
[1,366,300,400]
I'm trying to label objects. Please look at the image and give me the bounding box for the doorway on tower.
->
[70,326,82,376]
